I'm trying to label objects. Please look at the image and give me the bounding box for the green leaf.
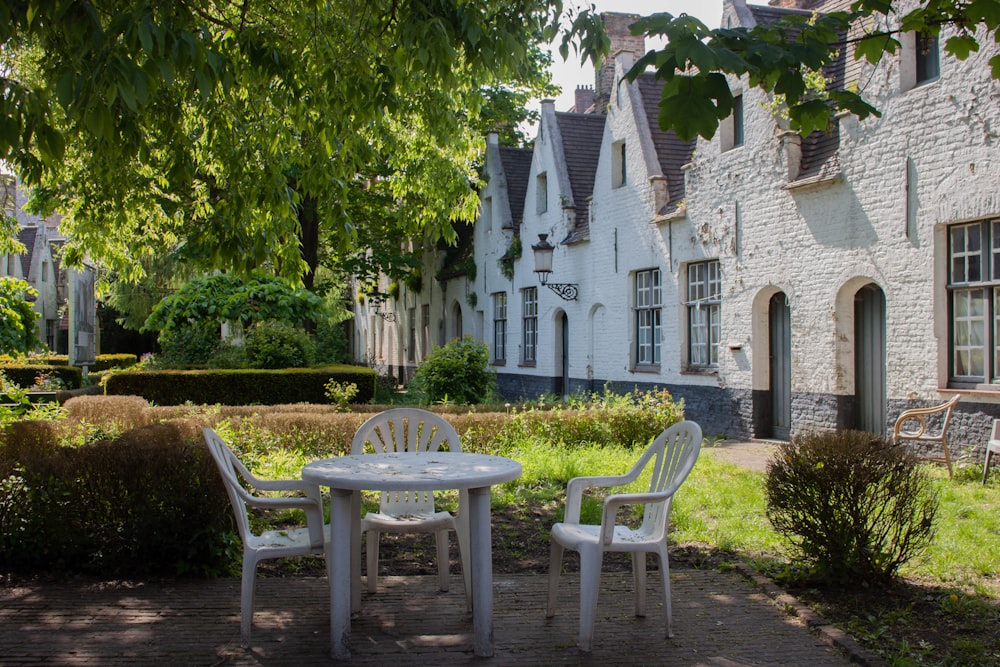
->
[967,0,1000,29]
[659,76,724,141]
[944,35,980,60]
[855,34,898,65]
[788,99,833,136]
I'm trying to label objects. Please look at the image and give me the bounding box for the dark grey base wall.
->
[496,373,1000,463]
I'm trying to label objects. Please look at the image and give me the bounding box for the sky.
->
[546,1,724,112]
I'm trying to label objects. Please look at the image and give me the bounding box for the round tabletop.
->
[302,452,522,491]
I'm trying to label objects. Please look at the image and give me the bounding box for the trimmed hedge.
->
[0,364,83,389]
[40,353,139,372]
[0,419,233,575]
[104,365,377,405]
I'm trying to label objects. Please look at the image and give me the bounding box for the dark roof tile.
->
[555,112,605,241]
[637,75,696,206]
[497,146,533,229]
[17,226,36,278]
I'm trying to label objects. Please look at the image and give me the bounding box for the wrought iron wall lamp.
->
[531,234,578,301]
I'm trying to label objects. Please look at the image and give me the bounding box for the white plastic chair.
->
[203,427,328,648]
[351,408,471,608]
[546,420,703,651]
[983,419,1000,485]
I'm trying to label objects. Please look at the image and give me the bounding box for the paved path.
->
[0,569,871,666]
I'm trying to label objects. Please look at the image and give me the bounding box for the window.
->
[522,287,538,364]
[732,93,745,147]
[421,304,431,358]
[612,141,627,188]
[635,269,662,367]
[687,260,721,368]
[916,32,940,85]
[407,307,416,362]
[536,173,548,213]
[492,292,507,363]
[948,220,1000,385]
[721,92,744,152]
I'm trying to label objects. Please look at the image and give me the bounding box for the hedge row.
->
[103,365,376,405]
[0,364,83,389]
[38,353,139,372]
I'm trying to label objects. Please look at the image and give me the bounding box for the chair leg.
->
[984,449,994,485]
[435,528,450,592]
[942,439,954,478]
[240,554,258,648]
[657,546,673,638]
[455,517,472,612]
[545,541,564,618]
[577,547,603,652]
[366,530,380,594]
[632,551,647,617]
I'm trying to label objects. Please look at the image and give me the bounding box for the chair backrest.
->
[203,427,254,542]
[635,421,703,541]
[991,419,1000,442]
[351,409,462,516]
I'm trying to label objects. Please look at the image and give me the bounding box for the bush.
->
[244,319,315,369]
[765,430,938,587]
[0,363,82,390]
[314,320,349,364]
[0,419,234,576]
[104,366,376,405]
[409,336,495,405]
[157,320,222,366]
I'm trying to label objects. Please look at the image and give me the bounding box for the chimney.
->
[573,85,595,113]
[594,13,645,113]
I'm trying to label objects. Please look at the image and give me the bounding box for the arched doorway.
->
[854,284,887,433]
[769,292,792,440]
[557,312,569,397]
[452,302,463,340]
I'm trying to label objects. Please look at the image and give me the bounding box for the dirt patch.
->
[703,439,779,472]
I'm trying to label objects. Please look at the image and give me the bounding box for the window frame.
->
[536,173,548,214]
[492,291,507,364]
[634,268,662,369]
[612,141,627,189]
[687,260,722,370]
[947,219,1000,387]
[915,31,940,85]
[521,287,538,365]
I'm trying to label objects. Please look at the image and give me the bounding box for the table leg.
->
[329,487,353,660]
[351,491,361,613]
[468,485,494,657]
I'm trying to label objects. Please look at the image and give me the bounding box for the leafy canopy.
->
[564,0,1000,140]
[0,278,42,355]
[1,1,561,284]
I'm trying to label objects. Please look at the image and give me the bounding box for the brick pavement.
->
[0,568,870,666]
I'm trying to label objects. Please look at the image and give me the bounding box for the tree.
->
[563,0,1000,141]
[0,277,42,355]
[1,1,559,287]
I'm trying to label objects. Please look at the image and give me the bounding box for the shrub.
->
[313,319,349,364]
[157,320,222,366]
[0,419,234,576]
[765,430,938,587]
[244,319,315,369]
[324,380,358,411]
[409,336,495,405]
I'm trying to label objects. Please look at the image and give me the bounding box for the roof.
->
[554,112,606,243]
[637,74,697,213]
[497,146,533,230]
[17,226,37,277]
[749,2,846,181]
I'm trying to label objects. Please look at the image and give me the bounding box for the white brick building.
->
[355,0,1000,453]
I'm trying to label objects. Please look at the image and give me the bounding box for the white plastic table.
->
[302,451,522,660]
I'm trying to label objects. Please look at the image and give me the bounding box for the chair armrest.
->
[599,491,672,545]
[564,474,631,524]
[893,411,930,440]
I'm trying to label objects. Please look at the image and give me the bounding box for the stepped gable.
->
[637,74,696,214]
[555,111,605,243]
[498,145,533,230]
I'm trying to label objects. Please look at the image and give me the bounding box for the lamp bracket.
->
[544,283,579,301]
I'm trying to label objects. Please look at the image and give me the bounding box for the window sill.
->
[630,365,661,374]
[491,360,506,367]
[682,368,718,377]
[518,361,536,368]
